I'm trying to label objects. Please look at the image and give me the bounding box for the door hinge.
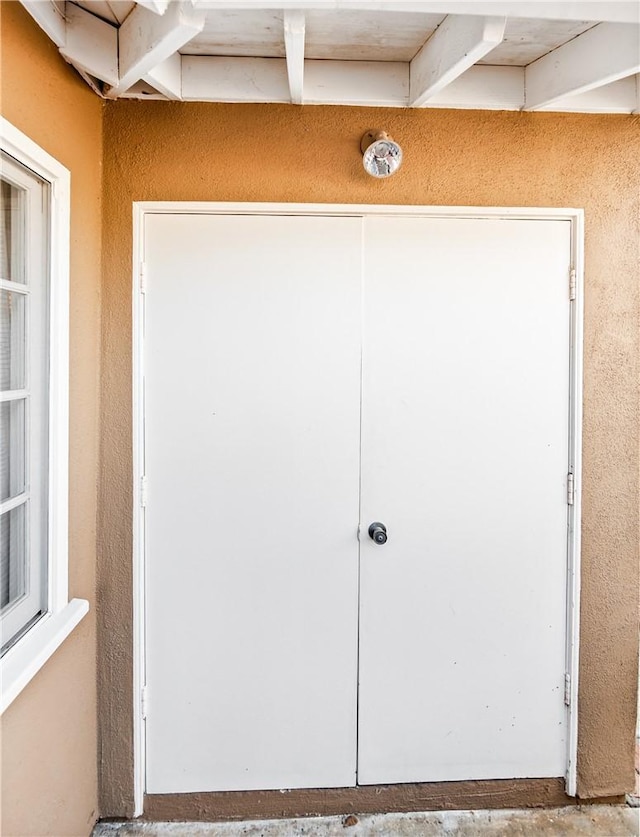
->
[569,268,576,301]
[567,473,575,506]
[141,685,149,719]
[140,475,148,508]
[139,262,147,294]
[564,673,571,706]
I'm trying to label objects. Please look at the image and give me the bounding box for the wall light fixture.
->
[360,130,403,178]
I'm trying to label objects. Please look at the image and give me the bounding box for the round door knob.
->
[368,522,387,545]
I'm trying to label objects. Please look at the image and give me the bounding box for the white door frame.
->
[132,202,584,815]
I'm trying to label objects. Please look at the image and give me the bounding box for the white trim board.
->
[1,600,90,713]
[135,202,584,219]
[565,210,583,796]
[132,201,583,813]
[180,57,640,112]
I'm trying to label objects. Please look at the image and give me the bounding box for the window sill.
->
[1,598,89,714]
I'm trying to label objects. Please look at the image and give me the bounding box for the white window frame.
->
[0,117,88,714]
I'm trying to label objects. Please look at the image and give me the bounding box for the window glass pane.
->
[0,399,26,502]
[0,289,26,390]
[0,503,27,611]
[1,150,50,654]
[0,178,26,284]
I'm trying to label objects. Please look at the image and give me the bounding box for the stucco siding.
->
[99,101,639,813]
[0,4,102,835]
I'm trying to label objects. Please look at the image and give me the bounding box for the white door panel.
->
[357,217,571,784]
[144,214,362,793]
[143,211,573,795]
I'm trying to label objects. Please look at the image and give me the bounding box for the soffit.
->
[20,1,640,113]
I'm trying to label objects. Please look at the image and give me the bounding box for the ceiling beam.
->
[59,3,119,86]
[19,0,66,48]
[135,56,640,114]
[106,1,205,98]
[192,2,640,25]
[283,11,306,105]
[524,22,640,110]
[410,15,505,107]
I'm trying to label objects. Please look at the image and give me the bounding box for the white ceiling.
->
[22,1,640,113]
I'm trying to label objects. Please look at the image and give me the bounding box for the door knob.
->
[368,522,387,545]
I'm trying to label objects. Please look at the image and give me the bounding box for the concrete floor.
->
[94,806,639,836]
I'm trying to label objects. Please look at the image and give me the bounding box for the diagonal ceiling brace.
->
[524,22,640,110]
[59,3,119,86]
[106,1,205,98]
[410,15,506,107]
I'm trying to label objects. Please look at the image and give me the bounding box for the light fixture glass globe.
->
[362,135,403,178]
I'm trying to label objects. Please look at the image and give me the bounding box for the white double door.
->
[143,211,572,794]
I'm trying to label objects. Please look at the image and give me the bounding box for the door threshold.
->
[138,778,624,823]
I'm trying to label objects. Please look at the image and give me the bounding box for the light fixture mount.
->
[361,130,403,178]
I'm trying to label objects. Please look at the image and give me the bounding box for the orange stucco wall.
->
[0,4,102,835]
[100,101,639,813]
